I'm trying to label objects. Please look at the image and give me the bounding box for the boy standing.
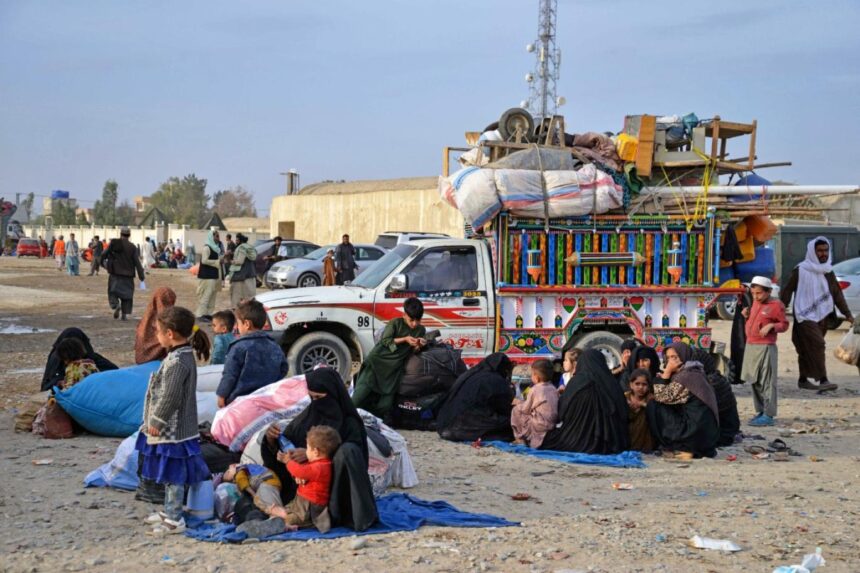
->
[216,299,289,407]
[741,276,789,426]
[210,310,236,365]
[352,297,426,418]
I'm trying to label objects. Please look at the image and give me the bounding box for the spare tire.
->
[574,331,625,371]
[498,108,535,142]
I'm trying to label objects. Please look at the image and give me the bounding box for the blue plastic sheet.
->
[185,493,518,543]
[484,441,646,469]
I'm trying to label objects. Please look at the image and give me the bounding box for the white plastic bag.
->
[139,280,147,291]
[833,330,860,365]
[688,535,742,552]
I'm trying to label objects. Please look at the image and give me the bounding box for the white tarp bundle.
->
[439,163,623,229]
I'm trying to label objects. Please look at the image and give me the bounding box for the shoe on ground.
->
[113,308,121,320]
[144,511,168,524]
[749,415,775,427]
[236,517,286,539]
[151,517,186,535]
[748,413,764,424]
[817,381,838,392]
[798,379,819,390]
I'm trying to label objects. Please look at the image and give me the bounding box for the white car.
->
[833,257,860,317]
[266,244,387,288]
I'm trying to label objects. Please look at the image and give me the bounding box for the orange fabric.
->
[135,287,177,364]
[54,240,66,256]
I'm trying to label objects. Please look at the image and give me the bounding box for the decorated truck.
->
[257,210,736,380]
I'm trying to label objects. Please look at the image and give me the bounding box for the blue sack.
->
[55,361,159,437]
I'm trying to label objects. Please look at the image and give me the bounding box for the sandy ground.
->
[1,256,858,573]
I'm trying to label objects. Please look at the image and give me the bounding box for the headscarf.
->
[627,345,660,380]
[286,368,368,463]
[667,342,719,418]
[41,328,118,391]
[134,287,177,364]
[435,352,513,430]
[794,236,834,323]
[205,230,222,256]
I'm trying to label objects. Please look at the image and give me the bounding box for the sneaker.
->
[236,517,286,539]
[748,413,764,424]
[749,415,775,427]
[152,517,186,535]
[144,511,168,524]
[798,379,819,391]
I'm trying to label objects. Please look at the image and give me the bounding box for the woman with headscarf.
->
[195,230,223,322]
[690,347,740,448]
[620,344,660,390]
[134,287,177,364]
[262,368,377,531]
[540,349,630,454]
[436,353,515,442]
[41,328,118,391]
[647,342,720,458]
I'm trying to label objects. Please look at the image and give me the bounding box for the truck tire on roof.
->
[498,108,535,142]
[286,331,351,380]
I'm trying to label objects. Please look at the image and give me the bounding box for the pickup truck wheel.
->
[298,272,320,288]
[715,297,737,321]
[574,331,625,371]
[286,331,351,379]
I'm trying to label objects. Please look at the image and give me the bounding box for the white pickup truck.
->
[258,218,734,380]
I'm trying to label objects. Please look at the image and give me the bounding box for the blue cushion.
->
[55,361,159,437]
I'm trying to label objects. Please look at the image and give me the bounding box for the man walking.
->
[88,235,103,276]
[780,236,854,392]
[65,233,80,276]
[741,276,788,426]
[105,228,145,321]
[54,235,66,271]
[334,234,358,285]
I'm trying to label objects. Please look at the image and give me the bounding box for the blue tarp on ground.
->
[185,493,518,543]
[484,441,647,468]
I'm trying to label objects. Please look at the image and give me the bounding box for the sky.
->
[2,0,859,215]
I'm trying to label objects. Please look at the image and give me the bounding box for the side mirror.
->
[389,274,407,291]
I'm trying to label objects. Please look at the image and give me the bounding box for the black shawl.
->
[435,353,514,441]
[626,345,661,381]
[540,349,630,454]
[284,368,369,466]
[41,328,118,391]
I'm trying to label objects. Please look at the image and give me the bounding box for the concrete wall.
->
[269,188,465,245]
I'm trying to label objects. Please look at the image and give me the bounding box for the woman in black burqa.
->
[540,349,630,454]
[647,342,720,458]
[261,368,377,531]
[435,352,515,442]
[41,328,118,391]
[690,347,740,448]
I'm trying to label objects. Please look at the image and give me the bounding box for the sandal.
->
[744,445,767,455]
[767,439,802,456]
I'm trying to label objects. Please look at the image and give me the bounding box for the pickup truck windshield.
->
[351,244,417,289]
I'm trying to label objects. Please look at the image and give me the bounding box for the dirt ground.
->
[1,256,858,573]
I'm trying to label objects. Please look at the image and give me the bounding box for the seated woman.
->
[436,353,515,443]
[135,287,177,364]
[261,368,377,532]
[647,342,720,458]
[41,328,117,392]
[540,349,630,454]
[618,344,659,390]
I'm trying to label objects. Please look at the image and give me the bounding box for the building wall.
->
[269,188,465,245]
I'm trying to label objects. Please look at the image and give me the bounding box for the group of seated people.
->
[430,338,739,460]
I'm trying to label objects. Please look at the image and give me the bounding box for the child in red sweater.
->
[275,425,340,530]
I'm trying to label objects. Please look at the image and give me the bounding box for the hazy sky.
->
[2,0,859,215]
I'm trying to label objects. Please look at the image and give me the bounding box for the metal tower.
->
[524,0,562,120]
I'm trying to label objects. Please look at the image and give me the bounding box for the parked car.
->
[253,239,319,285]
[15,238,40,257]
[266,244,387,289]
[833,257,860,317]
[374,231,450,250]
